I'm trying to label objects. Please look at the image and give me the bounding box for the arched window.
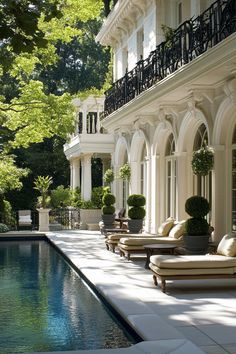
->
[193,124,212,206]
[165,134,176,218]
[232,125,236,231]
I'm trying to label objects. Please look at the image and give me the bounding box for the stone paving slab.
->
[5,230,236,354]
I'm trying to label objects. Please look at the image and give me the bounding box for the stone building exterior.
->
[95,0,236,242]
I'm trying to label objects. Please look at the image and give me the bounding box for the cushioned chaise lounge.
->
[105,217,177,252]
[149,233,236,293]
[117,219,186,259]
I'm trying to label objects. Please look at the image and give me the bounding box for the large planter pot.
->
[101,214,115,229]
[128,219,143,234]
[183,234,210,254]
[37,208,51,232]
[79,209,101,230]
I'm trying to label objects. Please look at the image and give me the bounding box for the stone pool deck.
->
[2,230,236,354]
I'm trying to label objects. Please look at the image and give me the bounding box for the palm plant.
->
[34,175,53,208]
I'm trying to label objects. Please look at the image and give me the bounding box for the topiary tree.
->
[102,193,116,215]
[127,194,146,233]
[184,195,211,254]
[101,192,116,228]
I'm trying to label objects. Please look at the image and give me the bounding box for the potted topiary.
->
[101,192,116,228]
[127,194,146,233]
[183,195,211,254]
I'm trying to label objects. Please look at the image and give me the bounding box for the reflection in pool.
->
[0,240,136,353]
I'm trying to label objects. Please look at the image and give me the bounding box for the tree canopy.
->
[0,0,105,193]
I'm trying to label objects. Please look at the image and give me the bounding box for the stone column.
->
[144,156,151,232]
[72,159,80,189]
[190,0,201,17]
[70,162,73,189]
[211,145,226,243]
[130,160,139,194]
[175,152,188,221]
[81,154,92,201]
[82,105,87,134]
[97,105,101,133]
[150,154,159,234]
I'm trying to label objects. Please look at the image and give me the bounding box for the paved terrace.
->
[2,230,236,354]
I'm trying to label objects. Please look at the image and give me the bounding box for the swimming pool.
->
[0,240,136,353]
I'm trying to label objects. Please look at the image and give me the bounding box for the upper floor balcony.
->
[64,96,114,160]
[103,0,236,118]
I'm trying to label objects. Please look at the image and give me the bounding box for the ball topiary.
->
[185,218,209,236]
[102,193,116,206]
[102,205,116,215]
[0,223,9,233]
[185,195,210,218]
[128,206,146,219]
[127,194,146,207]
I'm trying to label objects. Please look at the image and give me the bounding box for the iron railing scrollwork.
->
[103,0,236,117]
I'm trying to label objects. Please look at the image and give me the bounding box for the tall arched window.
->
[165,134,176,218]
[140,144,147,196]
[232,125,236,231]
[193,124,212,205]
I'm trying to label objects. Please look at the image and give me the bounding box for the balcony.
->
[103,0,236,118]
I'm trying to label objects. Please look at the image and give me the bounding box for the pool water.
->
[0,240,135,353]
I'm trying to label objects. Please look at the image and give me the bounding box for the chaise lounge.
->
[105,217,175,252]
[117,219,186,259]
[149,233,236,293]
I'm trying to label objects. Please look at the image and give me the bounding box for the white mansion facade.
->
[65,0,236,242]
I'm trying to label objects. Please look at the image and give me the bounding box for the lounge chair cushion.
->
[119,236,182,247]
[168,220,186,239]
[217,233,236,257]
[157,218,175,236]
[107,233,145,241]
[150,254,236,269]
[149,263,235,276]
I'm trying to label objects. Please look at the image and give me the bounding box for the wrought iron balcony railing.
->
[103,0,236,117]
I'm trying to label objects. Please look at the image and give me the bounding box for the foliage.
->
[161,25,174,47]
[185,218,209,236]
[51,186,72,208]
[127,194,146,220]
[0,0,105,194]
[0,197,16,228]
[102,193,116,206]
[191,146,214,176]
[118,163,131,181]
[127,194,146,207]
[185,195,210,236]
[102,205,115,215]
[91,186,104,209]
[185,196,210,218]
[103,169,114,184]
[128,206,146,220]
[0,153,29,193]
[102,192,115,215]
[0,223,9,233]
[34,175,53,208]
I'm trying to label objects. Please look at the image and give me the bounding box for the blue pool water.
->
[0,240,136,353]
